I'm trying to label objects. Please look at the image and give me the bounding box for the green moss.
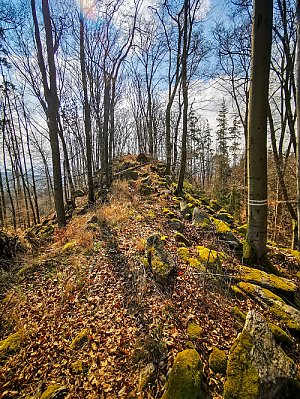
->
[40,384,67,399]
[209,200,222,211]
[188,258,205,271]
[71,360,83,374]
[242,239,252,261]
[61,241,77,254]
[187,323,203,339]
[70,329,89,350]
[289,249,300,263]
[162,208,176,218]
[17,260,40,276]
[232,306,246,322]
[185,341,196,349]
[237,224,247,237]
[177,247,190,262]
[211,217,231,233]
[238,266,296,297]
[224,330,260,399]
[175,232,191,246]
[146,235,174,282]
[162,349,203,399]
[231,285,247,300]
[209,347,227,374]
[196,246,226,266]
[0,331,24,363]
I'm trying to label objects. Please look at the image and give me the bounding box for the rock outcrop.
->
[162,349,204,399]
[146,235,175,283]
[224,311,298,399]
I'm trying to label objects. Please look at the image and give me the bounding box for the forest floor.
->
[0,155,300,398]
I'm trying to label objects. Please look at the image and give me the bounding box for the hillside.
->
[0,155,300,399]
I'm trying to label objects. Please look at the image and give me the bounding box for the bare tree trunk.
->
[79,8,95,204]
[246,0,273,266]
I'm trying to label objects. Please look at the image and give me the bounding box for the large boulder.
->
[162,349,204,399]
[238,282,300,335]
[192,207,211,228]
[235,266,297,301]
[146,235,175,283]
[0,330,24,364]
[224,311,298,399]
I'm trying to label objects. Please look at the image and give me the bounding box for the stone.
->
[146,235,175,283]
[224,311,298,399]
[40,384,67,399]
[168,218,184,232]
[215,211,235,225]
[196,246,226,268]
[175,232,191,247]
[70,329,89,350]
[162,349,203,399]
[192,207,211,228]
[209,347,227,374]
[137,153,149,163]
[238,282,300,335]
[118,169,139,181]
[139,362,156,390]
[235,266,297,301]
[187,323,203,339]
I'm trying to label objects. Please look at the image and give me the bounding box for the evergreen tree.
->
[228,115,241,166]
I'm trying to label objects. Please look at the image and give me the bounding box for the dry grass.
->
[96,180,138,227]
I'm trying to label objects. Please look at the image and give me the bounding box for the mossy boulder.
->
[238,282,300,335]
[187,323,203,339]
[231,285,247,300]
[162,349,204,399]
[162,208,176,218]
[211,217,231,233]
[0,331,24,363]
[70,329,89,350]
[40,384,67,399]
[188,258,205,271]
[236,224,247,237]
[196,246,226,268]
[175,232,191,247]
[232,306,293,346]
[209,347,227,374]
[192,207,211,228]
[215,211,235,226]
[168,218,184,232]
[146,235,175,283]
[235,266,297,301]
[224,311,297,399]
[177,247,190,262]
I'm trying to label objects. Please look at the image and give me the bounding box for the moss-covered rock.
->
[40,384,67,399]
[196,246,226,268]
[236,224,247,237]
[192,207,211,228]
[177,247,190,262]
[238,282,300,335]
[162,208,176,218]
[162,349,204,399]
[188,258,205,271]
[70,329,89,350]
[211,217,231,233]
[231,285,247,300]
[139,184,152,195]
[70,360,84,374]
[209,347,227,374]
[209,200,222,211]
[187,323,203,339]
[168,218,184,232]
[0,331,24,363]
[216,211,235,225]
[175,232,191,247]
[232,306,293,346]
[224,311,297,399]
[146,235,175,283]
[235,266,297,300]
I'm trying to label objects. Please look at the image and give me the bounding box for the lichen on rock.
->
[209,347,227,374]
[146,234,175,283]
[224,311,297,399]
[162,349,204,399]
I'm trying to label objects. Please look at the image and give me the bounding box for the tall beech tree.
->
[245,0,273,265]
[31,0,65,226]
[297,0,300,250]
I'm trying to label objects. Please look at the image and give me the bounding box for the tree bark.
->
[246,0,273,264]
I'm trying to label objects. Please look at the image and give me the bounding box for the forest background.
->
[0,0,297,249]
